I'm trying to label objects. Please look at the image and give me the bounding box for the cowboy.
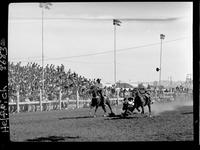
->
[95,78,105,106]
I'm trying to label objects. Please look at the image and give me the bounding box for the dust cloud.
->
[112,94,193,116]
[151,94,193,116]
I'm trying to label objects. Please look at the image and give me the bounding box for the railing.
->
[152,92,193,103]
[8,96,124,113]
[8,90,192,114]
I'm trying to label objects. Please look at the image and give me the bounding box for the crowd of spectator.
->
[8,61,191,103]
[8,61,100,102]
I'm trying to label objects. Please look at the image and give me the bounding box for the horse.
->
[122,90,152,117]
[89,86,115,117]
[122,96,140,115]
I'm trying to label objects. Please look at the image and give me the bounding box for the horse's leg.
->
[136,107,140,112]
[101,104,107,117]
[89,104,93,116]
[93,105,99,117]
[106,100,114,114]
[141,106,144,115]
[147,103,152,117]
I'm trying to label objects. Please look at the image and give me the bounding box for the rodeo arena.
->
[7,3,194,142]
[8,61,193,142]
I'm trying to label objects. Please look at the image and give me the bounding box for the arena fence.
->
[8,90,192,114]
[153,92,193,103]
[8,89,124,113]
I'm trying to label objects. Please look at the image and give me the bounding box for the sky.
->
[8,2,193,84]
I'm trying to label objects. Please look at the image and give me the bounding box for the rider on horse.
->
[89,78,115,117]
[95,78,106,106]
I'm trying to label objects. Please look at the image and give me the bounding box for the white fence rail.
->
[9,97,124,113]
[8,91,192,114]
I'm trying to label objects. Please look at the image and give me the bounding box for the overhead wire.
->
[9,36,190,64]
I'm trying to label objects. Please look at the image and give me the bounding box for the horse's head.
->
[136,89,143,96]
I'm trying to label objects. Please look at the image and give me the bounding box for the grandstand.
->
[8,61,123,104]
[8,61,95,102]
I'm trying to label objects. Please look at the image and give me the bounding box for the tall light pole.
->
[39,2,52,101]
[159,34,165,87]
[113,19,121,86]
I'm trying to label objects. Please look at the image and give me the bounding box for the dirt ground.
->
[9,97,193,142]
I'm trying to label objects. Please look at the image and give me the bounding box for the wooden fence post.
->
[116,88,119,105]
[66,97,69,109]
[16,90,20,113]
[76,89,79,108]
[40,89,43,111]
[59,89,62,110]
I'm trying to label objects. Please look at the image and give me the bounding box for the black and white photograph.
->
[7,2,193,142]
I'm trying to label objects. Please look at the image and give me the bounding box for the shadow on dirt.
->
[181,112,193,115]
[26,135,80,142]
[105,113,145,120]
[59,116,93,120]
[58,113,147,120]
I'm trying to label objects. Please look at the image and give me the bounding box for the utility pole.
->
[113,19,121,86]
[114,24,116,86]
[159,34,165,88]
[39,2,52,101]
